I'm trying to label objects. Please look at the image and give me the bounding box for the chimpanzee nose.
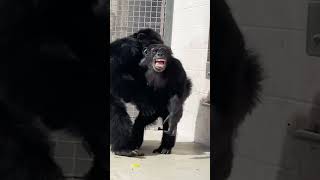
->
[157,51,163,57]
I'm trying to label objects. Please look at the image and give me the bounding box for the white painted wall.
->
[170,0,210,142]
[226,0,320,179]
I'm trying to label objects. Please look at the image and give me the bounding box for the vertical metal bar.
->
[162,0,174,46]
[206,27,210,79]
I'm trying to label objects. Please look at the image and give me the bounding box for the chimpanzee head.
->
[139,44,173,73]
[130,28,164,48]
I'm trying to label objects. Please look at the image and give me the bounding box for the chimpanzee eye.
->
[151,48,157,54]
[143,48,148,55]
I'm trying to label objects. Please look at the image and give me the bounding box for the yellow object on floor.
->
[131,163,141,169]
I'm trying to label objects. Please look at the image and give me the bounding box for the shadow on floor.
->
[139,140,210,157]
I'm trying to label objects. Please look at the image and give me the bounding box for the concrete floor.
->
[110,130,210,180]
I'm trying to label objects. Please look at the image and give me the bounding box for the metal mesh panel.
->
[110,0,167,126]
[110,0,166,42]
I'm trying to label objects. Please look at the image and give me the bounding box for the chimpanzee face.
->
[139,44,173,72]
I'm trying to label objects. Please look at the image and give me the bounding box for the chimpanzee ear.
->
[168,48,173,55]
[143,47,148,55]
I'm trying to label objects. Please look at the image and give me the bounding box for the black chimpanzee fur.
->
[139,44,192,138]
[213,0,263,179]
[110,31,192,156]
[0,0,107,179]
[110,29,164,156]
[132,44,192,154]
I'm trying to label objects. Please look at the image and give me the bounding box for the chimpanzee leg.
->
[130,112,159,149]
[153,111,176,154]
[110,95,141,156]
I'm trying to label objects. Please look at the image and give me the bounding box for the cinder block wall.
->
[226,0,320,179]
[170,0,210,143]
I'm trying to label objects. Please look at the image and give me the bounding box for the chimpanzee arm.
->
[163,95,183,136]
[129,86,159,116]
[110,38,143,100]
[163,60,192,136]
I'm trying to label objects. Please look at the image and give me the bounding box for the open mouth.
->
[153,58,167,72]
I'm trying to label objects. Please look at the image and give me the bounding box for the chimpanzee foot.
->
[153,132,175,154]
[114,149,144,157]
[153,146,172,154]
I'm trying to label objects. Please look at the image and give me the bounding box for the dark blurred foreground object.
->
[213,0,263,179]
[0,0,107,179]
